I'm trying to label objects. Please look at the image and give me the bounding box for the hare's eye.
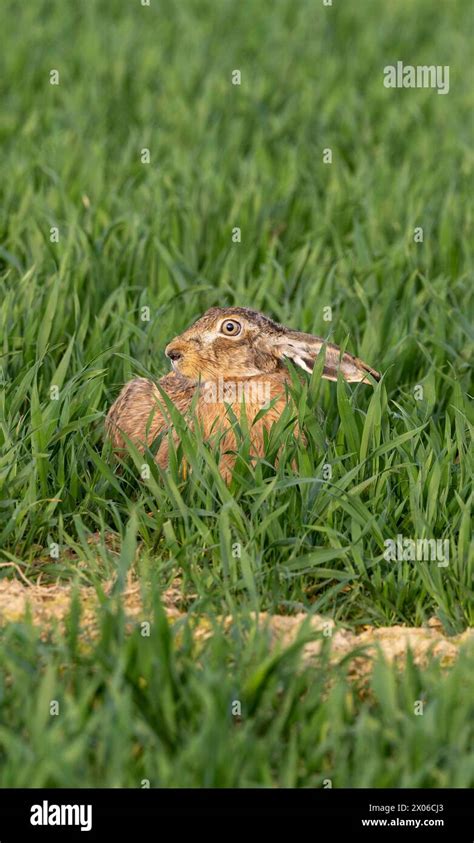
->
[220,319,241,337]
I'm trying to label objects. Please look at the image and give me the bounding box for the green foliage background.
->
[0,0,472,787]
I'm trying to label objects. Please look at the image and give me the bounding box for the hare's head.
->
[165,307,380,384]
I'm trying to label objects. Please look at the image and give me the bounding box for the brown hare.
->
[105,307,380,481]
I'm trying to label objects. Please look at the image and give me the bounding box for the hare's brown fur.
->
[106,307,379,481]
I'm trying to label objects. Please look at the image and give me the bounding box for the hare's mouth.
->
[165,345,185,375]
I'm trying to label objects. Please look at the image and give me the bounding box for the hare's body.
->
[106,307,380,480]
[106,371,289,480]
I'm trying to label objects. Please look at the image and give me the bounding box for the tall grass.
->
[0,0,472,787]
[1,584,473,788]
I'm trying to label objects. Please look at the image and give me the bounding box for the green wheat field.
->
[0,0,473,788]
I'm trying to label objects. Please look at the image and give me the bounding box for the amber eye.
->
[220,319,242,337]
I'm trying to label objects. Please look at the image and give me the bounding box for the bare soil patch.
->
[1,577,471,670]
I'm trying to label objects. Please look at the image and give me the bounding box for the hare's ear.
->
[277,333,380,384]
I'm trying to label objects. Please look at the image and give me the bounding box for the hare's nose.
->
[166,347,182,362]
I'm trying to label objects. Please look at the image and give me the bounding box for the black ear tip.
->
[360,360,381,383]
